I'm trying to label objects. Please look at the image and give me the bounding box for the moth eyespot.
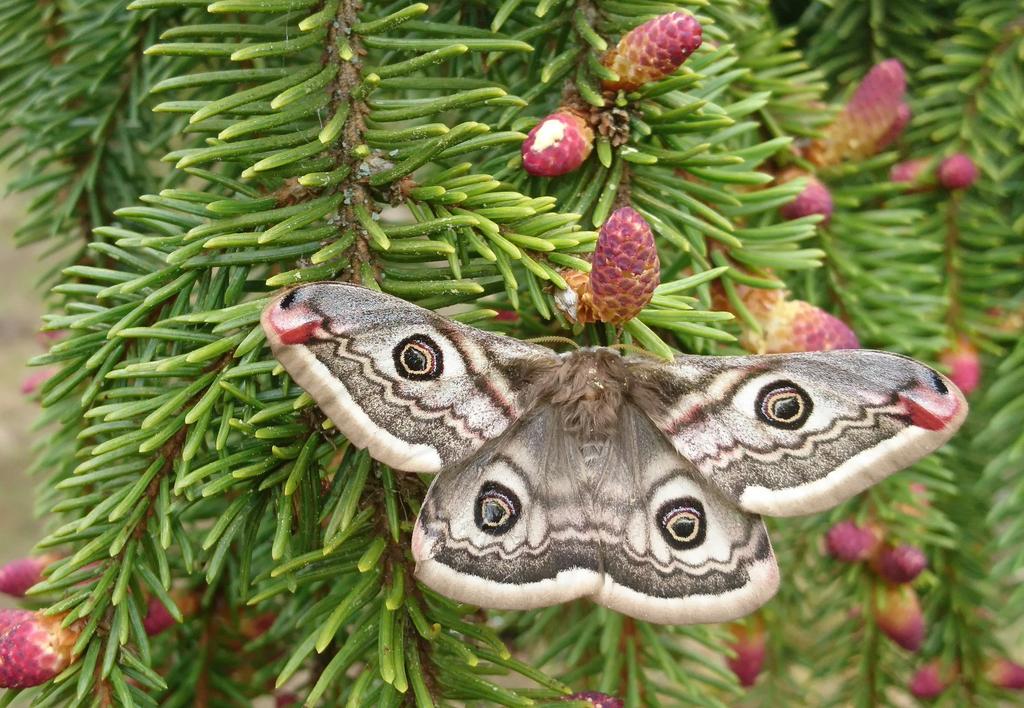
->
[657,497,706,550]
[392,334,444,381]
[474,482,520,536]
[755,380,813,430]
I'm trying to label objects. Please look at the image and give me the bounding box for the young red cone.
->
[34,329,65,348]
[563,692,624,708]
[875,544,927,584]
[556,207,660,325]
[143,596,176,636]
[0,611,79,688]
[875,102,911,151]
[737,289,859,354]
[20,369,56,396]
[725,618,767,687]
[939,337,980,395]
[910,660,953,699]
[987,658,1024,690]
[0,554,59,597]
[0,609,34,634]
[890,157,933,188]
[874,584,925,652]
[590,208,660,323]
[601,12,702,91]
[809,59,907,166]
[937,153,978,190]
[521,112,594,177]
[825,521,881,563]
[779,175,834,224]
[142,589,200,636]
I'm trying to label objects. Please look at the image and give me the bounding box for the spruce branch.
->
[2,0,1022,705]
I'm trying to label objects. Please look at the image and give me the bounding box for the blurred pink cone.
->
[937,153,978,190]
[875,584,925,652]
[875,544,927,584]
[987,658,1024,690]
[826,521,881,563]
[809,60,907,165]
[20,369,56,395]
[738,289,859,354]
[34,330,65,348]
[780,175,834,224]
[725,619,767,687]
[910,660,953,699]
[939,337,980,395]
[0,555,59,597]
[890,158,932,187]
[142,590,200,636]
[876,102,911,150]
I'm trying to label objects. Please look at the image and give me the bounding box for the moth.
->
[262,283,966,625]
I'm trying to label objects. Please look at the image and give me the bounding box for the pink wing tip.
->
[898,373,965,431]
[264,291,324,345]
[411,522,435,562]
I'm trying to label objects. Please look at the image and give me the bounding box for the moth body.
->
[530,348,635,438]
[263,283,967,624]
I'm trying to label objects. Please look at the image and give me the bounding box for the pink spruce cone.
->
[35,329,65,348]
[890,158,933,187]
[602,12,702,91]
[874,584,925,652]
[563,692,624,708]
[20,368,56,396]
[738,289,859,354]
[143,590,200,636]
[825,521,881,563]
[875,544,927,584]
[556,207,660,324]
[725,619,767,687]
[0,554,60,597]
[910,661,952,699]
[0,609,32,634]
[142,596,177,636]
[937,153,978,190]
[810,59,907,165]
[780,176,834,224]
[876,102,912,151]
[0,611,79,688]
[590,208,660,322]
[522,112,594,177]
[987,658,1024,690]
[939,337,980,395]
